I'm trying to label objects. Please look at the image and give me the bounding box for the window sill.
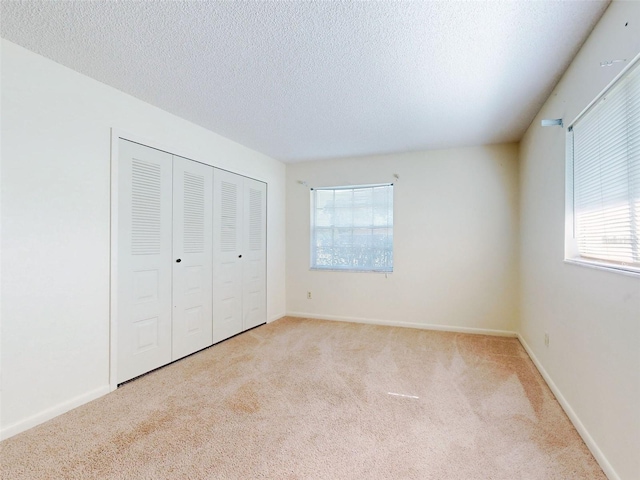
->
[310,268,393,274]
[563,258,640,278]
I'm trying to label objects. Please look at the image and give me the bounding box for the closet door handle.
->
[238,255,242,258]
[176,259,182,263]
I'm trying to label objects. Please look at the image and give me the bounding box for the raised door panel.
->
[117,139,173,383]
[172,156,214,360]
[213,168,243,343]
[243,178,267,330]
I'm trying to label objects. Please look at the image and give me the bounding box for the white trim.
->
[563,258,640,278]
[0,385,110,441]
[111,129,211,173]
[109,130,119,392]
[516,334,619,480]
[286,312,517,337]
[110,128,269,183]
[309,268,393,274]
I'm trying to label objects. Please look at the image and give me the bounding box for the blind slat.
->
[571,60,640,267]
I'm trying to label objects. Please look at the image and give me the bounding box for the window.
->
[566,56,640,274]
[310,184,393,272]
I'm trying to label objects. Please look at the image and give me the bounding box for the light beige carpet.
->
[1,317,605,479]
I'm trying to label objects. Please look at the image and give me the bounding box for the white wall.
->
[287,144,519,333]
[0,40,286,438]
[519,2,640,479]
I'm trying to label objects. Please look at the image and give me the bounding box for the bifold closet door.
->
[242,178,267,330]
[118,140,173,384]
[118,142,262,382]
[172,156,213,360]
[212,169,244,343]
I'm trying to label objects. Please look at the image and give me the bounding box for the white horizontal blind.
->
[311,184,393,272]
[571,60,640,269]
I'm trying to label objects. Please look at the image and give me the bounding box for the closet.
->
[116,139,266,384]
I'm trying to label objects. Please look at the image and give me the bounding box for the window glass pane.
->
[311,184,393,272]
[353,207,373,227]
[315,246,333,267]
[334,207,353,227]
[372,227,391,248]
[334,189,352,208]
[353,188,372,207]
[315,207,333,228]
[332,246,353,268]
[315,189,334,209]
[314,228,333,247]
[333,227,352,248]
[373,205,390,227]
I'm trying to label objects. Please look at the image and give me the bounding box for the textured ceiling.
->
[1,1,609,162]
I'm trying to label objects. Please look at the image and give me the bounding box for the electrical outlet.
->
[307,291,312,299]
[544,332,549,348]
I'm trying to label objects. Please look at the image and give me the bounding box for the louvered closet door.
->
[243,178,267,330]
[172,156,214,360]
[213,169,244,343]
[118,140,173,383]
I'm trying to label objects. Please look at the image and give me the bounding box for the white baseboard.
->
[0,385,110,441]
[0,323,617,480]
[516,334,618,480]
[286,311,517,337]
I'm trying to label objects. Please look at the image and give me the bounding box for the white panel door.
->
[118,140,172,383]
[243,178,267,330]
[213,168,244,343]
[172,156,214,360]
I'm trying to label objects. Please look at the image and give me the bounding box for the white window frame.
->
[310,183,394,273]
[565,53,640,277]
